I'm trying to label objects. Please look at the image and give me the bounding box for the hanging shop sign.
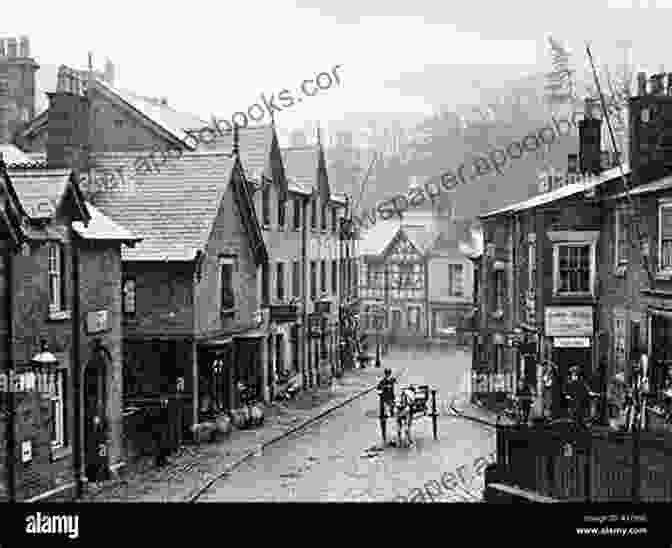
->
[87,309,109,334]
[553,337,591,348]
[545,306,593,337]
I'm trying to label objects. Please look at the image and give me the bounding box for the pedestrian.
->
[517,378,533,425]
[377,368,397,419]
[153,396,170,467]
[566,365,591,427]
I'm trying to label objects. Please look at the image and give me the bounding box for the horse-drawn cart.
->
[378,384,439,447]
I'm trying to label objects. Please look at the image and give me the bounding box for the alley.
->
[195,345,496,502]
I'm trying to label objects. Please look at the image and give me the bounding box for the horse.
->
[393,387,417,448]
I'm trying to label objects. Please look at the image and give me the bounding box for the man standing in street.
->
[377,368,396,418]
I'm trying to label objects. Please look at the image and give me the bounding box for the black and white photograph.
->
[0,0,671,542]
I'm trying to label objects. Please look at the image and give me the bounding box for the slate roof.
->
[6,168,83,220]
[281,145,345,202]
[205,125,275,182]
[0,144,31,165]
[91,151,239,261]
[481,164,630,218]
[72,202,140,243]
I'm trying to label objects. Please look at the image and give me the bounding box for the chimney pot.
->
[6,38,17,58]
[637,72,648,96]
[19,36,29,58]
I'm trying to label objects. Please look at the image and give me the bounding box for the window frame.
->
[262,185,272,228]
[292,198,301,231]
[658,201,672,273]
[310,261,317,300]
[615,205,629,268]
[552,242,595,297]
[276,261,285,302]
[292,260,301,298]
[219,256,236,313]
[320,260,327,295]
[447,263,464,297]
[122,277,136,316]
[310,198,318,230]
[331,207,338,234]
[261,262,270,306]
[331,259,338,295]
[50,369,67,450]
[48,242,66,314]
[277,196,286,230]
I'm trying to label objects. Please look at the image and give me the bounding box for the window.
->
[261,262,270,306]
[276,262,285,301]
[48,243,66,313]
[494,270,505,312]
[50,370,66,450]
[320,260,327,294]
[331,207,338,233]
[292,261,301,298]
[293,198,301,230]
[447,264,464,297]
[408,306,422,331]
[528,239,536,290]
[310,261,317,300]
[291,326,299,373]
[220,258,235,311]
[262,185,271,227]
[278,196,286,229]
[659,203,672,271]
[114,119,124,129]
[615,206,629,266]
[123,278,136,315]
[311,199,317,230]
[554,243,593,295]
[331,260,338,295]
[321,203,327,231]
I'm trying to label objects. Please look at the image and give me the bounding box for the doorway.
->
[84,346,110,482]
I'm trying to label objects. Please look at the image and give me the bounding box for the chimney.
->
[104,58,115,87]
[0,48,10,144]
[19,36,29,58]
[6,38,17,58]
[637,72,647,96]
[579,99,602,175]
[46,67,90,174]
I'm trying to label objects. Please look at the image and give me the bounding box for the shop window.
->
[48,243,67,314]
[615,206,629,267]
[123,278,136,315]
[50,370,67,450]
[448,264,464,297]
[659,203,672,272]
[553,243,594,296]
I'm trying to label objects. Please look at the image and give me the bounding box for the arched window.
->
[123,278,136,315]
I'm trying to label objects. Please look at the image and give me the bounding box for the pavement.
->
[81,366,391,503]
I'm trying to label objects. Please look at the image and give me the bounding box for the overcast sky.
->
[4,0,672,131]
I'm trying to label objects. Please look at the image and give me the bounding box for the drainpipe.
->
[5,243,16,502]
[71,227,83,498]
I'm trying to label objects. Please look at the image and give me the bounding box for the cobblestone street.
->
[195,345,497,502]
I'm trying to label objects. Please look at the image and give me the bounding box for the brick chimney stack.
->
[46,66,90,174]
[0,36,39,144]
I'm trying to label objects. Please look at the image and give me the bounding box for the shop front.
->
[472,331,516,410]
[647,308,672,431]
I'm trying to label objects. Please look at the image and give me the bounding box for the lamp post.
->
[31,339,59,391]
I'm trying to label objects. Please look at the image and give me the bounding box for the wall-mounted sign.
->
[21,440,32,463]
[553,337,591,348]
[545,306,593,337]
[87,310,109,334]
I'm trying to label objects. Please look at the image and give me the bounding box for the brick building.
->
[475,78,672,427]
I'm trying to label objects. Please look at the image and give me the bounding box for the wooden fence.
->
[495,425,672,502]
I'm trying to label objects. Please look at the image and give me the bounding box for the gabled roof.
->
[359,219,401,256]
[402,225,438,254]
[282,146,318,193]
[91,151,266,263]
[72,201,140,244]
[206,125,276,182]
[6,167,90,222]
[20,77,208,148]
[480,164,630,219]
